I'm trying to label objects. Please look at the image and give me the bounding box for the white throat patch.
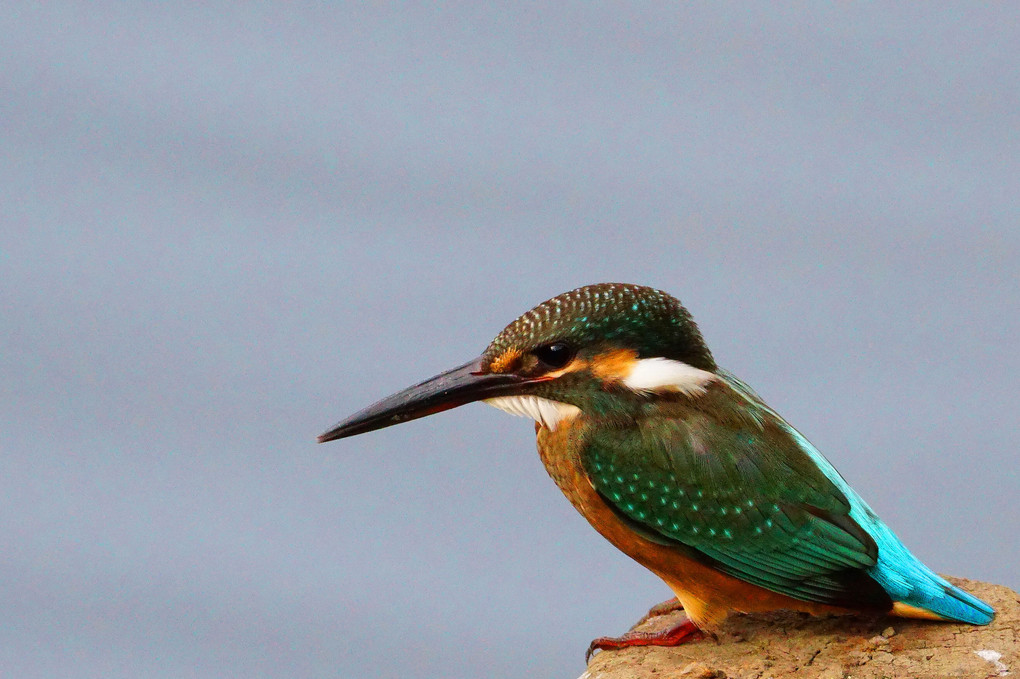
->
[483,395,581,430]
[622,357,716,396]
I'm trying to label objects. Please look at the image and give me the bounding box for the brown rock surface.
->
[582,578,1017,679]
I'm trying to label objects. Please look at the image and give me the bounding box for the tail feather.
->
[926,579,995,625]
[867,527,995,625]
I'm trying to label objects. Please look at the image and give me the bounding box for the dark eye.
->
[533,342,574,369]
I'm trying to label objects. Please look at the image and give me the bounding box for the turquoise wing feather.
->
[582,375,995,623]
[584,412,893,609]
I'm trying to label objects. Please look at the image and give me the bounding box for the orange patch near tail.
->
[891,601,948,621]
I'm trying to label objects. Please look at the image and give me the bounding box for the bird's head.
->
[318,283,718,442]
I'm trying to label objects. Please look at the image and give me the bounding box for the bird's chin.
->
[483,395,582,430]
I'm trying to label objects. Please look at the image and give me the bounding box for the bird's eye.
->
[533,342,574,369]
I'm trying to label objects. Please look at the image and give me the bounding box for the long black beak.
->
[318,356,532,443]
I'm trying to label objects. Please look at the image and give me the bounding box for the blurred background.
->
[2,4,1017,678]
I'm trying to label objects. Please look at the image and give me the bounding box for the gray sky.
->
[2,4,1017,678]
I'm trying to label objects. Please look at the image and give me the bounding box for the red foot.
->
[586,616,703,663]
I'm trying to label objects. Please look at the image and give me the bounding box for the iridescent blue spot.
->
[719,507,727,515]
[616,475,625,483]
[611,492,622,502]
[708,528,716,537]
[625,503,635,512]
[733,507,742,514]
[692,527,700,534]
[723,529,732,539]
[755,526,763,534]
[765,519,773,528]
[627,484,637,493]
[691,504,699,511]
[639,493,649,502]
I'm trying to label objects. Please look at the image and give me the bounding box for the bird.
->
[318,282,994,660]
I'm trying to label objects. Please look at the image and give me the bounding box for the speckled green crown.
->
[484,283,717,371]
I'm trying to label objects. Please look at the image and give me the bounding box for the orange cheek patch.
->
[489,348,523,373]
[589,348,639,383]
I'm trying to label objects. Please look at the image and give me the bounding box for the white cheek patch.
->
[484,395,582,430]
[622,357,716,396]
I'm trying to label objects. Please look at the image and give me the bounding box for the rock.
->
[678,662,726,677]
[582,577,1017,678]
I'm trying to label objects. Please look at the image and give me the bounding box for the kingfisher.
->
[318,283,994,659]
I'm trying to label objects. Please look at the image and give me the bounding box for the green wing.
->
[583,407,891,609]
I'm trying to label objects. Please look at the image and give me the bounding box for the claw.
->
[637,597,685,624]
[586,616,703,663]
